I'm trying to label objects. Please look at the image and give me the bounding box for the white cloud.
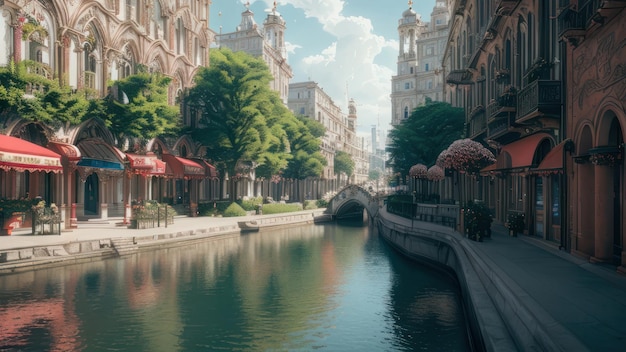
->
[250,0,396,132]
[284,41,301,55]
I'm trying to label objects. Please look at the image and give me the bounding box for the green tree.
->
[334,150,355,180]
[281,116,326,179]
[187,49,281,200]
[386,101,464,176]
[105,73,180,148]
[0,60,94,128]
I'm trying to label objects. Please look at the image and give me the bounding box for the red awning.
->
[192,159,219,179]
[0,135,62,173]
[497,133,553,170]
[161,154,204,179]
[126,153,168,176]
[47,141,81,163]
[532,139,571,175]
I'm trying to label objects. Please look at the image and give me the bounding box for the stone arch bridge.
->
[316,184,381,222]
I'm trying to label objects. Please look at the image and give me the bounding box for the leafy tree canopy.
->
[188,49,319,182]
[105,73,180,147]
[0,60,99,128]
[334,150,355,177]
[386,101,464,176]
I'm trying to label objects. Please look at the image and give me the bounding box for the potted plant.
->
[463,200,493,241]
[0,198,36,235]
[506,212,525,236]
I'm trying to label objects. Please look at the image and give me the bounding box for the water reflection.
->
[0,223,468,351]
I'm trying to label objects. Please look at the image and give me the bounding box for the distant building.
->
[288,82,369,183]
[216,2,292,104]
[391,0,449,126]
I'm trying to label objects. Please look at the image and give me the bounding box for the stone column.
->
[13,16,24,63]
[99,176,108,220]
[592,165,613,263]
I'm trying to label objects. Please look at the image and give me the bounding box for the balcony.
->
[487,100,517,141]
[23,60,53,80]
[468,105,487,139]
[487,95,516,121]
[516,80,561,123]
[84,71,96,90]
[446,69,473,86]
[558,0,626,46]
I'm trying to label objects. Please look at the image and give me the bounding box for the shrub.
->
[223,202,247,217]
[304,200,318,210]
[261,203,303,215]
[239,196,263,211]
[316,199,328,208]
[198,202,220,217]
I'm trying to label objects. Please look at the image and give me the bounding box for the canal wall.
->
[377,212,522,352]
[0,211,323,275]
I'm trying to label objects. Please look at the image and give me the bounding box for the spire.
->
[408,0,413,9]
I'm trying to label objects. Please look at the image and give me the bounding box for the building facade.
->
[559,0,626,271]
[391,0,450,126]
[216,2,292,104]
[0,0,215,226]
[443,0,626,272]
[288,82,369,184]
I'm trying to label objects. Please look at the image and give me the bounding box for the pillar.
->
[592,165,613,263]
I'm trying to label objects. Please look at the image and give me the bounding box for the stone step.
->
[110,237,138,257]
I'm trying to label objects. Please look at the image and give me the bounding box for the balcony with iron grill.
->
[468,104,487,140]
[487,96,517,141]
[516,80,561,123]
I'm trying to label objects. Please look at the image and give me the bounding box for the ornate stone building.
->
[444,0,626,272]
[444,0,564,243]
[391,0,450,126]
[288,82,369,184]
[216,2,292,104]
[0,0,214,225]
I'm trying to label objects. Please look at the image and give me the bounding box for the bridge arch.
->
[323,185,381,220]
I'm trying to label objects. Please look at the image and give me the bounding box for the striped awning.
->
[0,135,62,173]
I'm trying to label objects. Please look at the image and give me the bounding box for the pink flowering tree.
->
[437,139,496,204]
[409,163,428,199]
[437,139,495,175]
[427,165,445,181]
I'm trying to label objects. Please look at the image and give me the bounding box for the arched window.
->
[404,106,409,119]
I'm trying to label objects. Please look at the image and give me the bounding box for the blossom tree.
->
[437,139,496,205]
[437,139,495,174]
[409,163,428,198]
[427,165,445,181]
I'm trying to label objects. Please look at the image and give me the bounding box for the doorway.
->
[84,174,99,215]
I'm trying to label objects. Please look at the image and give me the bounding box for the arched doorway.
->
[84,174,99,215]
[591,112,623,265]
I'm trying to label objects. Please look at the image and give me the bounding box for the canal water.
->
[0,223,470,351]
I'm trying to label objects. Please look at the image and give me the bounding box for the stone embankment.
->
[0,210,323,275]
[377,208,588,352]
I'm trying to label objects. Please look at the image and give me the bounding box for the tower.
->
[391,1,424,126]
[390,0,449,126]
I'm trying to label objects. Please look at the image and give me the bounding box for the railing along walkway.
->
[387,201,460,229]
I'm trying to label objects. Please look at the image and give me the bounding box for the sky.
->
[209,0,437,136]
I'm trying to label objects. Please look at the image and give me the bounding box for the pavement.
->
[1,211,625,351]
